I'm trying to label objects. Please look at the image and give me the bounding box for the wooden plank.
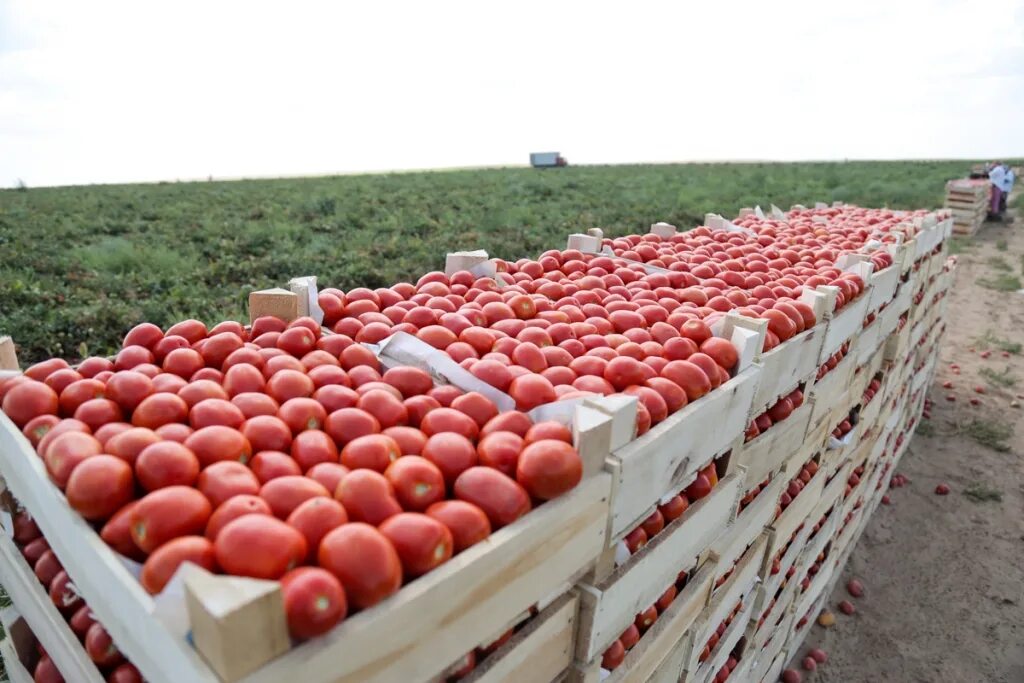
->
[807,348,858,432]
[0,523,105,683]
[748,324,826,416]
[604,368,758,541]
[247,288,299,323]
[464,593,577,683]
[575,474,741,662]
[731,401,813,489]
[865,264,900,315]
[709,475,786,573]
[0,337,17,371]
[750,577,799,651]
[760,518,812,604]
[685,596,756,683]
[819,290,870,361]
[765,466,827,562]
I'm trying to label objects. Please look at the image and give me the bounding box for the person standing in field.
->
[987,162,1007,220]
[997,163,1015,215]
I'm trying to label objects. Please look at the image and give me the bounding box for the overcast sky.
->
[1,0,1022,188]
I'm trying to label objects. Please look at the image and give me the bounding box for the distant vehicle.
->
[530,152,568,168]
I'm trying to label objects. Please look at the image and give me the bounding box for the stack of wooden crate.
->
[944,178,989,235]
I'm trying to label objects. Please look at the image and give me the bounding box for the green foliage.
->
[960,419,1013,452]
[976,331,1022,355]
[979,366,1017,388]
[0,159,1001,364]
[963,483,1003,503]
[947,236,972,254]
[978,273,1022,291]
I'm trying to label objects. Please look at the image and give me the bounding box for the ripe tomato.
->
[318,523,402,609]
[249,450,302,483]
[422,432,478,486]
[140,536,216,594]
[381,426,428,456]
[200,332,244,368]
[286,497,348,561]
[21,414,60,448]
[189,398,245,429]
[291,430,339,471]
[65,454,134,520]
[340,434,401,472]
[232,392,280,418]
[602,639,625,670]
[107,663,145,683]
[308,365,350,389]
[34,550,63,586]
[516,439,582,500]
[313,385,359,413]
[69,604,97,639]
[84,622,124,667]
[49,569,83,612]
[425,500,491,553]
[334,469,402,525]
[384,456,446,511]
[658,494,689,522]
[205,494,272,540]
[100,502,145,560]
[280,567,348,640]
[403,395,441,427]
[132,393,189,429]
[381,367,434,398]
[135,441,200,490]
[480,411,533,438]
[260,476,330,518]
[685,474,713,500]
[44,431,102,487]
[215,514,307,579]
[278,326,318,357]
[163,348,205,378]
[661,361,712,401]
[21,537,50,566]
[166,319,207,343]
[130,486,212,553]
[240,414,293,453]
[267,369,315,403]
[357,389,408,429]
[278,397,328,433]
[450,392,499,428]
[379,513,453,577]
[476,431,524,478]
[184,425,253,467]
[34,655,63,683]
[507,374,556,411]
[154,423,194,443]
[325,407,381,447]
[106,371,155,412]
[194,462,259,509]
[524,421,572,445]
[454,467,531,528]
[306,462,350,494]
[58,378,106,416]
[73,397,124,431]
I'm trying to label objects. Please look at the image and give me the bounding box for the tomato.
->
[454,467,531,528]
[420,432,478,487]
[22,414,60,448]
[74,358,112,380]
[34,417,88,459]
[768,397,794,422]
[44,431,102,487]
[450,392,498,428]
[163,348,205,378]
[420,407,479,441]
[130,486,212,553]
[58,378,105,416]
[135,441,200,490]
[516,439,582,500]
[308,365,350,389]
[602,639,625,670]
[384,456,446,511]
[166,319,207,344]
[200,332,244,368]
[318,523,402,609]
[380,425,428,456]
[205,494,273,540]
[685,474,713,500]
[259,476,330,518]
[475,431,523,478]
[286,497,348,561]
[222,363,266,397]
[248,451,300,483]
[403,395,441,427]
[100,502,145,560]
[325,407,381,447]
[215,514,306,579]
[49,570,83,612]
[184,425,253,467]
[381,367,434,398]
[280,567,348,641]
[278,397,327,434]
[44,368,84,395]
[65,454,134,520]
[154,423,194,443]
[132,393,189,429]
[313,385,359,414]
[107,663,144,683]
[21,537,50,566]
[356,389,408,429]
[658,494,689,522]
[507,374,556,411]
[84,621,126,667]
[141,536,217,594]
[263,354,305,378]
[379,512,453,578]
[278,326,318,357]
[1,379,58,427]
[103,371,153,413]
[94,421,132,445]
[34,550,63,586]
[152,373,188,394]
[661,360,712,401]
[334,469,402,525]
[480,411,533,438]
[524,421,572,445]
[69,604,97,639]
[240,415,293,453]
[687,353,723,390]
[424,501,490,553]
[153,335,191,363]
[73,397,124,431]
[303,463,347,495]
[194,461,259,509]
[231,392,280,419]
[267,369,315,403]
[338,433,400,472]
[469,359,513,392]
[641,509,665,538]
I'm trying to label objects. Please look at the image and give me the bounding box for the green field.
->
[0,160,1002,364]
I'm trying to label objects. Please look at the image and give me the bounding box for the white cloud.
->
[0,0,1021,187]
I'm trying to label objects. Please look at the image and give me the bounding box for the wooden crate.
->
[463,593,578,683]
[759,520,812,607]
[751,638,789,683]
[0,512,105,682]
[568,561,717,683]
[0,611,36,683]
[709,475,786,580]
[749,574,799,651]
[764,464,827,563]
[591,367,759,542]
[855,316,882,366]
[731,400,814,489]
[807,349,858,432]
[683,594,756,683]
[575,473,742,664]
[819,288,871,362]
[865,262,901,315]
[0,413,612,683]
[808,460,853,525]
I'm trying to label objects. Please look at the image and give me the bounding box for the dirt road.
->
[785,210,1024,681]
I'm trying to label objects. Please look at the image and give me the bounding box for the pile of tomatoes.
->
[0,316,585,646]
[13,509,141,683]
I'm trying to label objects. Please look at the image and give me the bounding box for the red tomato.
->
[507,374,556,411]
[85,622,125,667]
[291,429,339,471]
[450,392,498,428]
[278,397,328,433]
[420,407,479,440]
[425,500,491,553]
[658,494,689,522]
[480,411,533,438]
[516,439,582,500]
[381,367,434,398]
[381,425,428,456]
[200,332,244,368]
[422,432,478,486]
[340,433,401,472]
[196,461,260,508]
[524,421,572,444]
[163,348,205,378]
[357,389,408,429]
[318,523,402,609]
[73,397,124,431]
[100,502,145,560]
[49,570,82,612]
[403,394,440,427]
[602,639,625,670]
[34,655,63,683]
[280,567,348,640]
[286,497,348,561]
[21,537,50,566]
[135,441,200,490]
[232,392,281,418]
[93,421,132,445]
[313,385,359,413]
[215,514,307,579]
[250,450,303,483]
[106,371,155,412]
[155,422,194,443]
[687,353,723,390]
[43,431,102,487]
[334,469,402,525]
[107,663,144,683]
[476,431,524,478]
[384,456,446,511]
[325,407,381,447]
[132,393,189,429]
[259,476,330,518]
[379,512,453,577]
[205,494,273,540]
[661,361,712,401]
[184,425,253,467]
[69,604,97,639]
[700,338,739,372]
[34,550,63,586]
[454,467,531,528]
[240,415,293,453]
[166,319,208,343]
[189,398,245,429]
[140,536,217,594]
[130,486,212,553]
[58,378,106,416]
[278,326,318,357]
[306,462,350,494]
[114,345,155,371]
[22,414,60,448]
[267,369,315,403]
[65,454,134,520]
